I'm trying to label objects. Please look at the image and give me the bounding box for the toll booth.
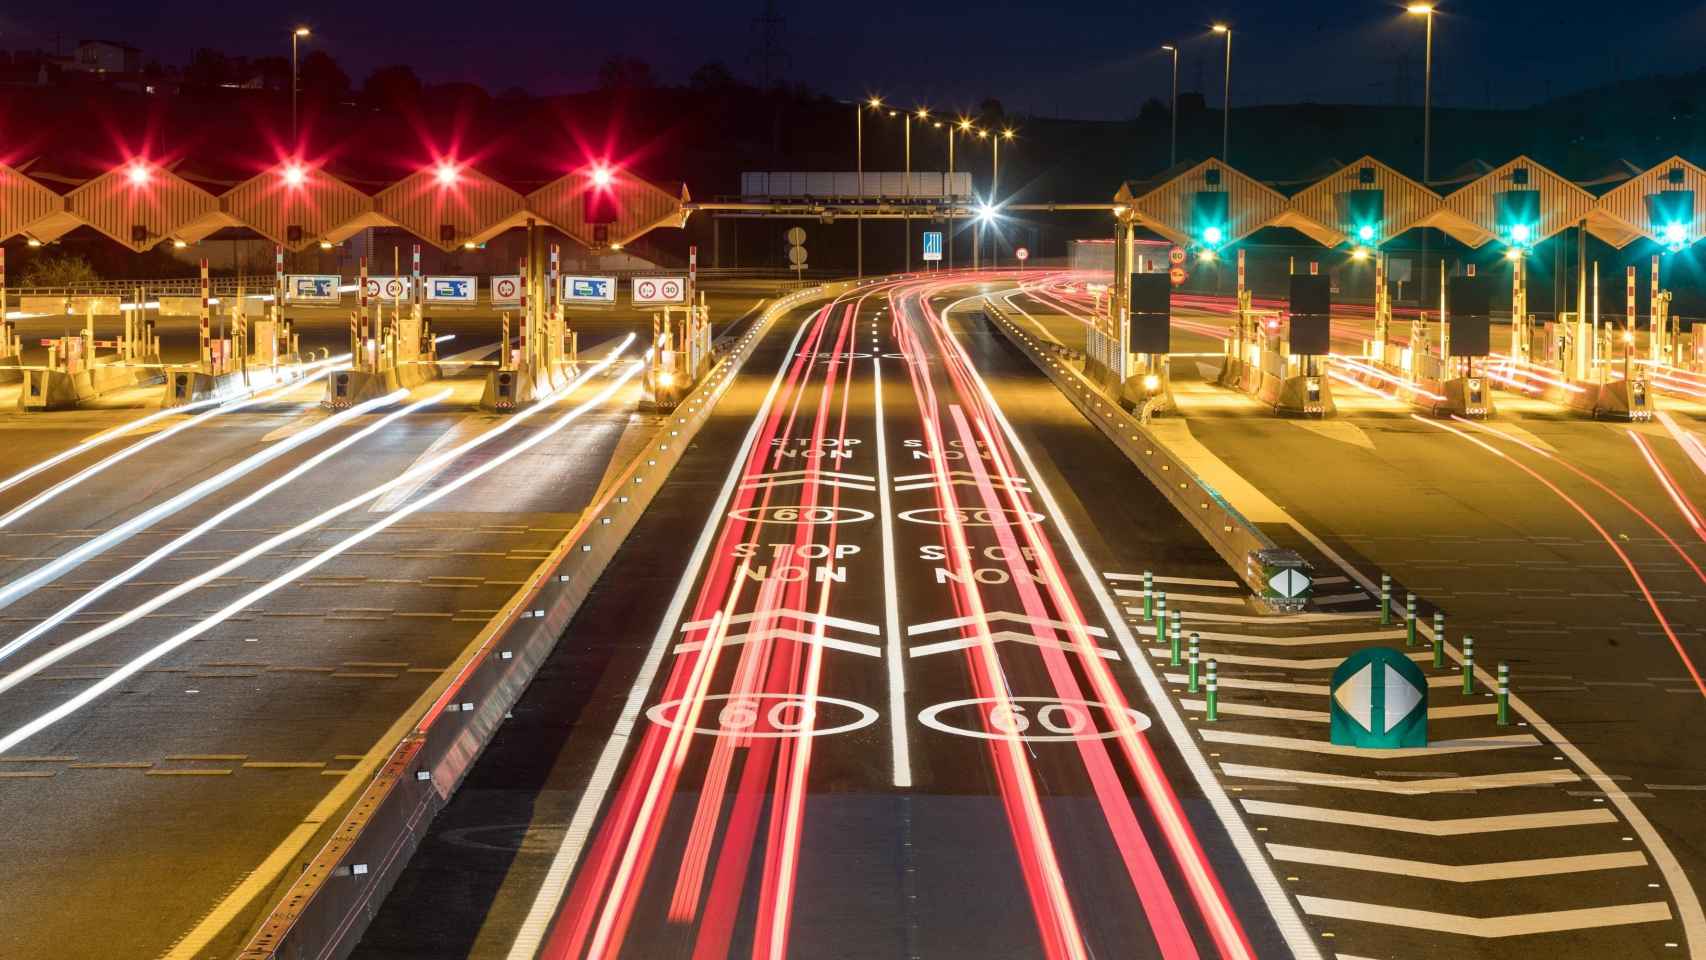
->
[1121,273,1174,413]
[1277,274,1335,417]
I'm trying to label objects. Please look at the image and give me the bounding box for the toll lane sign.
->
[425,276,477,304]
[632,276,686,305]
[491,275,522,307]
[566,276,616,303]
[922,231,944,262]
[1329,647,1427,748]
[287,274,340,304]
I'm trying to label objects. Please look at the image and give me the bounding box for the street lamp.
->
[1211,24,1232,164]
[1407,5,1435,185]
[1161,44,1179,168]
[291,27,311,143]
[856,96,883,279]
[905,107,927,272]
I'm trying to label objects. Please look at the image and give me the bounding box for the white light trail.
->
[0,390,424,657]
[0,398,229,498]
[0,350,643,753]
[0,337,632,707]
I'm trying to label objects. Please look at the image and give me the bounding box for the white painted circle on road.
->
[646,693,876,739]
[897,506,1045,527]
[728,505,875,526]
[918,696,1151,743]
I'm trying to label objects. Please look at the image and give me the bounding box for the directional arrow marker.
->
[1268,567,1311,599]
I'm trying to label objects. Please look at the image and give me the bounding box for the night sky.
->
[5,1,1706,119]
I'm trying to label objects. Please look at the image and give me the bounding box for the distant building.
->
[74,40,142,74]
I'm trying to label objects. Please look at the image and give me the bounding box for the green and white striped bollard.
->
[1405,593,1417,646]
[1188,634,1200,693]
[1169,610,1182,664]
[1143,571,1154,620]
[1380,573,1392,625]
[1156,591,1168,634]
[1206,660,1219,721]
[1432,611,1445,668]
[1497,662,1510,725]
[1462,635,1475,694]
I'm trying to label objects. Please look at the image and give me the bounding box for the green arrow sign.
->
[1329,647,1427,748]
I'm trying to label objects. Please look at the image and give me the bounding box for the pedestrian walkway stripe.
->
[1221,763,1577,794]
[1201,729,1540,758]
[1295,896,1670,937]
[1267,845,1646,882]
[1241,799,1617,835]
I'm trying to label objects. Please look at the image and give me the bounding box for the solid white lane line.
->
[0,355,642,754]
[505,311,816,959]
[1240,799,1617,834]
[0,358,342,529]
[1198,729,1540,758]
[1267,845,1646,882]
[874,351,912,787]
[0,390,420,663]
[1295,897,1671,937]
[0,345,628,701]
[0,388,404,615]
[1221,764,1577,794]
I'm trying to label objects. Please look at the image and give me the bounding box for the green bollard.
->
[1156,591,1168,634]
[1173,629,1191,668]
[1432,611,1445,668]
[1206,660,1220,721]
[1380,573,1392,625]
[1143,571,1154,620]
[1497,662,1510,724]
[1169,610,1182,661]
[1188,635,1200,693]
[1405,593,1417,646]
[1462,635,1475,694]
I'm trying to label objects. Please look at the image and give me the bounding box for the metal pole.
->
[1221,29,1232,164]
[1168,45,1179,168]
[948,127,955,270]
[904,114,911,273]
[1422,11,1433,185]
[291,31,301,143]
[856,105,863,280]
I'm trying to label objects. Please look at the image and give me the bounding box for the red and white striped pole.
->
[549,243,561,368]
[199,259,212,371]
[1236,247,1246,297]
[1652,254,1662,360]
[0,246,9,358]
[518,256,529,373]
[358,256,370,371]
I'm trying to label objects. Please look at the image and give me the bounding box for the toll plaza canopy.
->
[1115,154,1706,253]
[0,89,689,253]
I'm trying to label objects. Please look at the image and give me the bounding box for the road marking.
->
[1296,896,1671,937]
[911,628,1119,661]
[681,608,878,636]
[1149,647,1430,671]
[1222,764,1577,794]
[1118,588,1246,606]
[1105,572,1239,588]
[1269,844,1646,881]
[1200,729,1540,758]
[507,296,816,959]
[741,475,875,492]
[1165,673,1459,695]
[672,626,882,659]
[873,351,911,787]
[1133,625,1408,647]
[1312,592,1372,605]
[1180,699,1495,723]
[907,610,1107,637]
[1132,608,1376,624]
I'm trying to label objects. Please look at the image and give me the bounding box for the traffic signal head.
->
[1509,223,1531,244]
[1192,191,1229,248]
[1202,225,1223,245]
[1663,222,1688,246]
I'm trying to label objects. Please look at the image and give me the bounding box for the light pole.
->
[858,96,881,280]
[1212,23,1231,163]
[1161,44,1179,168]
[1407,5,1435,185]
[906,107,926,273]
[291,26,310,143]
[976,128,1014,269]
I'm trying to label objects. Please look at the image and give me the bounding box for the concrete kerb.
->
[980,298,1280,599]
[230,278,861,960]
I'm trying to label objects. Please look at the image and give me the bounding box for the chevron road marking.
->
[1179,699,1496,723]
[910,628,1119,660]
[1295,896,1671,937]
[1267,845,1647,882]
[1221,764,1577,794]
[1104,571,1239,588]
[1130,608,1378,624]
[673,626,882,659]
[682,608,878,636]
[1199,729,1541,759]
[907,610,1107,638]
[742,468,875,482]
[1132,625,1409,647]
[1240,799,1617,835]
[1118,588,1246,606]
[1164,673,1461,695]
[1149,647,1431,671]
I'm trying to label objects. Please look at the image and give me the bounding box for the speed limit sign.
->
[1169,266,1188,286]
[1015,247,1029,261]
[1168,245,1187,266]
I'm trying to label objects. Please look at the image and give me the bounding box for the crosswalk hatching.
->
[1102,570,1686,956]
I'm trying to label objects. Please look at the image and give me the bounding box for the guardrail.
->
[232,277,870,960]
[981,297,1283,599]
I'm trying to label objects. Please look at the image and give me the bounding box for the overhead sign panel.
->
[425,276,477,304]
[566,276,617,303]
[922,231,944,262]
[286,275,340,304]
[491,275,522,307]
[632,276,687,305]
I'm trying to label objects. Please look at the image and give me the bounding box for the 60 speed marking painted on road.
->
[646,693,878,739]
[727,505,874,525]
[918,696,1152,743]
[897,507,1045,527]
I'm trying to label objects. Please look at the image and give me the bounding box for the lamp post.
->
[976,128,1014,269]
[1161,43,1179,168]
[1211,24,1232,163]
[1407,5,1435,185]
[950,118,972,270]
[291,27,310,143]
[857,96,882,280]
[905,107,927,273]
